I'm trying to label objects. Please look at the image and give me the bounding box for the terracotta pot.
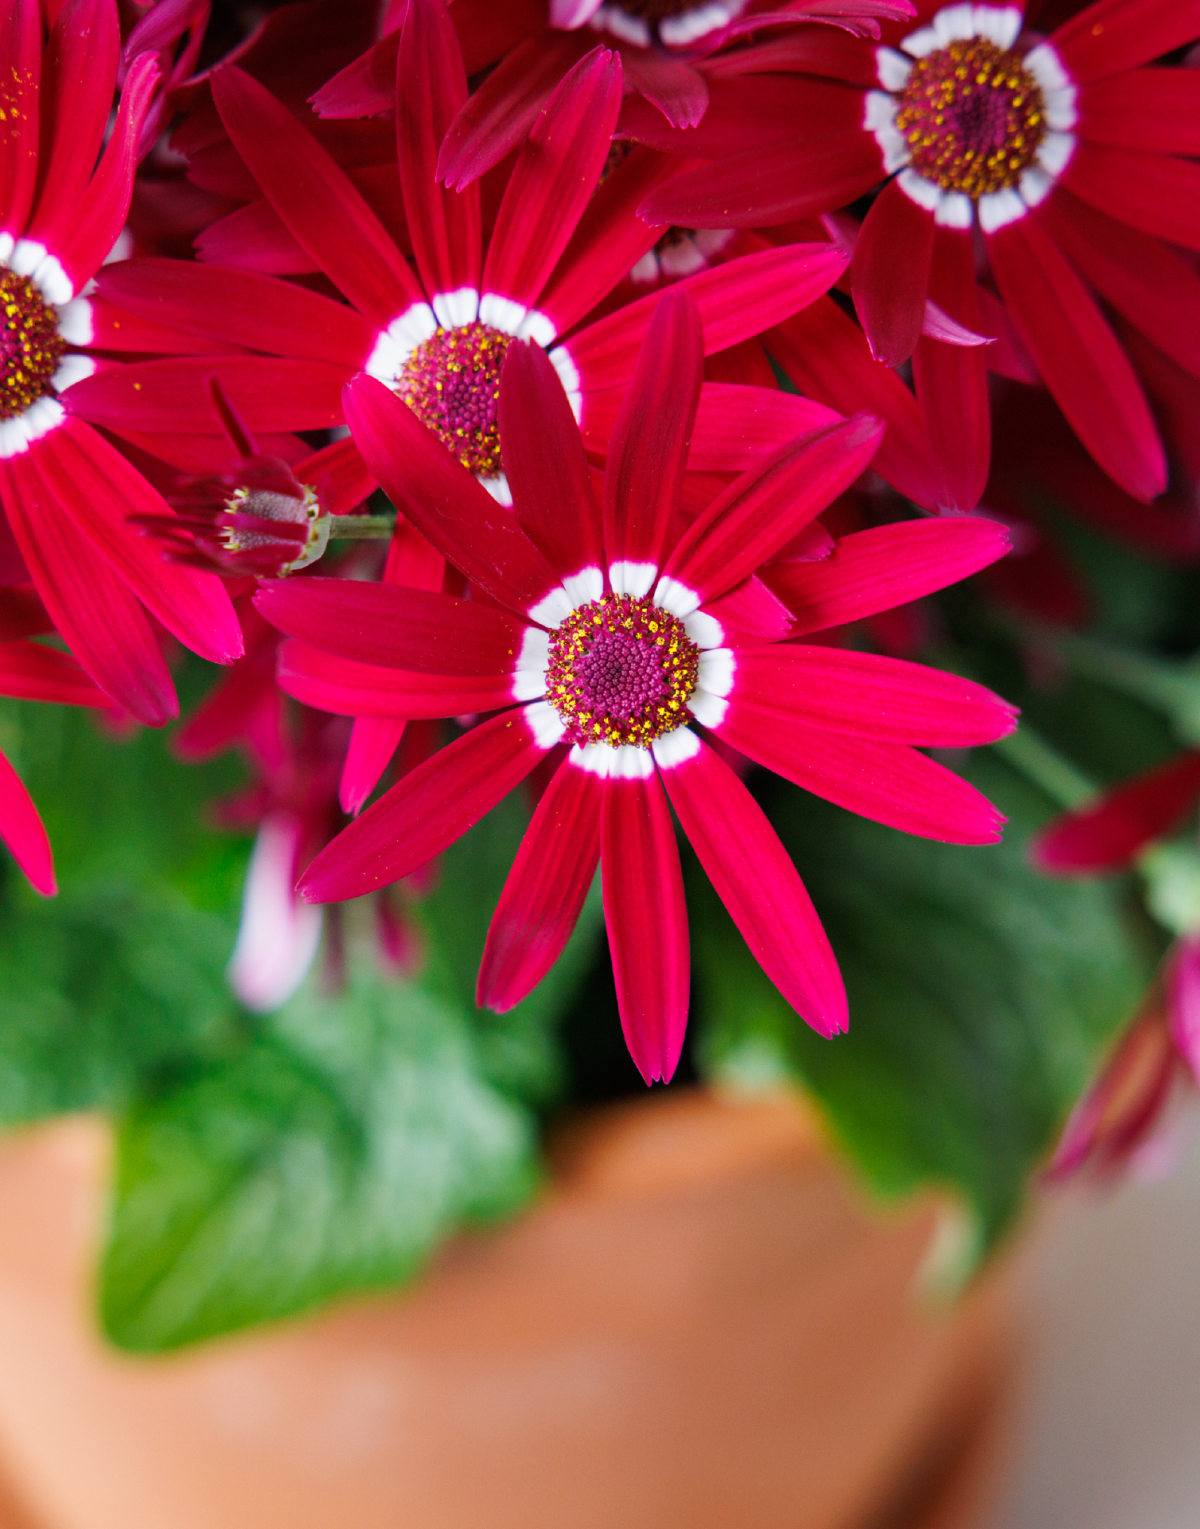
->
[0,1091,1014,1529]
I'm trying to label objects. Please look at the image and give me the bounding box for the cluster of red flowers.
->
[2,0,1198,1089]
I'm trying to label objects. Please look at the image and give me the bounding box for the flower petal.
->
[437,28,590,191]
[343,373,563,616]
[850,175,935,367]
[276,639,521,717]
[97,259,377,368]
[478,756,602,1011]
[33,420,242,665]
[730,644,1018,746]
[768,298,942,508]
[604,288,703,580]
[0,448,177,725]
[0,748,54,897]
[300,707,553,901]
[256,578,528,676]
[44,53,158,292]
[1032,751,1200,874]
[1062,141,1200,254]
[601,765,690,1084]
[568,244,849,392]
[397,0,481,303]
[0,0,40,235]
[27,0,118,245]
[715,703,1006,844]
[212,65,425,327]
[340,717,407,817]
[657,733,846,1037]
[482,46,622,314]
[986,212,1165,502]
[660,414,883,608]
[1051,0,1200,85]
[0,638,108,706]
[499,339,603,579]
[766,517,1011,636]
[637,134,883,228]
[912,227,990,511]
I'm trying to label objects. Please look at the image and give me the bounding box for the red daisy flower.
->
[70,1,850,506]
[0,0,242,724]
[255,291,1016,1082]
[637,0,1200,505]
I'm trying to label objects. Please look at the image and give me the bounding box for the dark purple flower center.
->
[0,270,64,421]
[896,37,1045,197]
[397,321,513,479]
[547,593,699,748]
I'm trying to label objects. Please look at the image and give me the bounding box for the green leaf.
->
[691,754,1158,1248]
[100,955,538,1351]
[0,886,243,1126]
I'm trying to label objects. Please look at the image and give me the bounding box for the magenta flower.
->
[638,0,1200,505]
[255,291,1015,1082]
[71,1,850,499]
[0,0,241,723]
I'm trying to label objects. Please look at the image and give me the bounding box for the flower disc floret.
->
[0,271,65,422]
[895,37,1045,198]
[397,321,513,478]
[546,593,699,748]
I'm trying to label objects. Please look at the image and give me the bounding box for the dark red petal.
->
[1062,141,1200,254]
[482,46,622,313]
[212,65,425,327]
[715,704,1006,844]
[477,758,602,1012]
[97,259,376,368]
[851,176,935,368]
[637,133,882,229]
[45,53,158,291]
[535,146,673,338]
[1051,0,1200,84]
[499,340,602,578]
[397,0,481,302]
[913,228,990,512]
[0,0,39,234]
[767,299,942,508]
[985,212,1165,503]
[1040,191,1200,384]
[299,708,550,901]
[63,357,349,434]
[437,28,589,191]
[0,449,177,726]
[603,288,704,578]
[343,373,563,616]
[276,640,520,718]
[659,735,846,1037]
[569,244,849,391]
[1078,69,1200,156]
[28,0,118,242]
[620,47,708,130]
[1031,751,1200,875]
[686,384,843,473]
[766,518,1011,636]
[601,769,690,1084]
[731,645,1018,746]
[255,579,528,677]
[36,420,242,665]
[662,414,883,606]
